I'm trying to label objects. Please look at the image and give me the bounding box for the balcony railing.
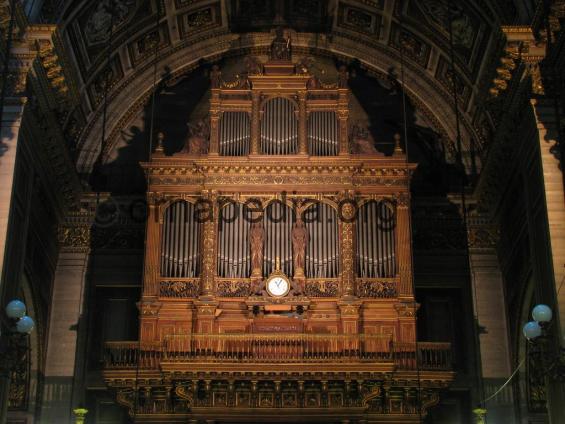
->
[104,335,451,371]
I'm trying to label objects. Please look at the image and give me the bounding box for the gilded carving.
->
[357,279,397,298]
[58,226,91,250]
[160,280,199,298]
[304,280,339,297]
[216,280,252,297]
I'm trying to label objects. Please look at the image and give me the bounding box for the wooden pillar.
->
[208,89,220,155]
[143,193,161,297]
[200,191,218,298]
[298,90,308,155]
[340,194,356,297]
[338,89,349,155]
[250,91,260,155]
[396,193,413,297]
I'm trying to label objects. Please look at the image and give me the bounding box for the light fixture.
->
[532,304,552,323]
[4,300,34,334]
[521,304,565,382]
[5,300,26,319]
[523,320,542,340]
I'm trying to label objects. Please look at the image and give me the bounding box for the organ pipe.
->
[219,112,250,156]
[217,203,251,278]
[305,203,340,278]
[261,98,298,154]
[263,202,294,276]
[308,111,339,156]
[356,201,396,278]
[161,201,202,278]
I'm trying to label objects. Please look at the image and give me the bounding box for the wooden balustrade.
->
[393,342,452,370]
[104,336,452,371]
[104,341,161,369]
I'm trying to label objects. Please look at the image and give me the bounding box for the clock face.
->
[266,276,290,297]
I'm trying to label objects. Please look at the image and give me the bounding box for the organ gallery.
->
[102,33,454,422]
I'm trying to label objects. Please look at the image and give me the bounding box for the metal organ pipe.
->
[262,202,294,276]
[161,201,201,278]
[305,203,339,278]
[308,112,338,156]
[219,112,250,156]
[356,201,396,278]
[217,203,251,278]
[261,98,298,154]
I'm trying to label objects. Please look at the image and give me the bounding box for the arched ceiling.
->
[55,0,513,179]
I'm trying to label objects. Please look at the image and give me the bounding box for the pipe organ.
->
[219,111,250,156]
[160,201,202,278]
[305,202,339,278]
[356,200,397,278]
[262,201,294,276]
[308,111,339,156]
[217,202,251,278]
[260,97,298,154]
[104,33,453,423]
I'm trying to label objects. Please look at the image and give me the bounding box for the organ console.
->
[103,31,454,422]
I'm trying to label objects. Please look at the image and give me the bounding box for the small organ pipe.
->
[308,112,339,156]
[219,112,250,156]
[161,202,202,278]
[356,201,397,278]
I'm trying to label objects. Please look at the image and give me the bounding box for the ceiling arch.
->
[58,0,506,175]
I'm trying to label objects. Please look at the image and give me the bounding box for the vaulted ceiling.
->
[53,0,518,180]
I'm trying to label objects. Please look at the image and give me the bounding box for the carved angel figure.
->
[249,221,265,275]
[210,64,222,88]
[183,118,210,155]
[292,216,308,277]
[350,123,379,155]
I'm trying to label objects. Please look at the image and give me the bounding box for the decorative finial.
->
[156,132,164,153]
[393,133,404,156]
[275,256,281,272]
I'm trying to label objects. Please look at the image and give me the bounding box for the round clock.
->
[266,275,291,297]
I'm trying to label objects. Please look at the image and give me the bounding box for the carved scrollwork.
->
[160,280,199,298]
[304,280,339,297]
[216,280,252,297]
[356,279,397,298]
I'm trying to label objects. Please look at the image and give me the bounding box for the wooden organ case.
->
[103,34,454,423]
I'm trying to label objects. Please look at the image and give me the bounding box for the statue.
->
[183,118,210,155]
[350,122,379,155]
[249,221,265,277]
[270,27,291,61]
[338,65,349,88]
[210,64,222,88]
[292,216,308,279]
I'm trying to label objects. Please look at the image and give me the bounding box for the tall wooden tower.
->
[103,31,454,423]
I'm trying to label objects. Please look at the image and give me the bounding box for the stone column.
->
[467,222,513,421]
[41,218,92,424]
[250,91,260,155]
[0,66,32,292]
[530,98,565,424]
[298,90,308,155]
[396,193,413,297]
